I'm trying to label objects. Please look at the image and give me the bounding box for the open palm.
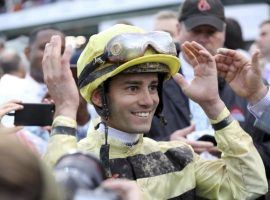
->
[176,41,219,104]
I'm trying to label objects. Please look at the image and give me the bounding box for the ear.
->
[24,46,30,60]
[91,89,102,107]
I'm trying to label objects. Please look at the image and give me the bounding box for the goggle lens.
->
[106,31,177,63]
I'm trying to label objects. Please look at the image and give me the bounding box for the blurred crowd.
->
[0,0,270,199]
[0,0,74,13]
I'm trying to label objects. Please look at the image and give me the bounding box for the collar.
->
[98,123,141,146]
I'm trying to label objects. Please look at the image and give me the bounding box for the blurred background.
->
[0,0,269,57]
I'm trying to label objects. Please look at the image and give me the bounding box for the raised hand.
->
[215,48,268,104]
[0,100,24,134]
[42,35,79,119]
[173,41,225,119]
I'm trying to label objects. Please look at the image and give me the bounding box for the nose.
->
[197,33,209,44]
[138,89,156,107]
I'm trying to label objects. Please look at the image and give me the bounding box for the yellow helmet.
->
[77,24,180,104]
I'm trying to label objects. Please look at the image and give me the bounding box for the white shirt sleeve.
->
[248,87,270,118]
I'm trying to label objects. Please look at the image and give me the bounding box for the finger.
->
[191,41,214,61]
[42,42,53,81]
[251,49,262,74]
[187,140,214,148]
[193,147,211,154]
[191,41,208,53]
[217,48,248,67]
[185,42,200,58]
[216,48,237,58]
[198,49,215,65]
[175,124,196,137]
[215,54,234,67]
[225,70,237,83]
[0,103,23,117]
[61,45,73,67]
[182,43,199,67]
[51,35,62,56]
[215,55,228,69]
[50,35,62,73]
[173,73,189,91]
[208,146,220,153]
[216,62,229,72]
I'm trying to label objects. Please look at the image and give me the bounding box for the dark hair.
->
[0,52,22,74]
[224,17,245,50]
[28,26,64,45]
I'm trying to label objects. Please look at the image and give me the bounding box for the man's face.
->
[257,23,270,58]
[154,18,180,42]
[106,73,159,133]
[179,24,225,55]
[26,29,65,83]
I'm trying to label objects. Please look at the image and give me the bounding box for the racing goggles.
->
[78,31,177,88]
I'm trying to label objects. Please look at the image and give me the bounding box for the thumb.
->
[173,73,189,90]
[62,45,73,67]
[251,49,262,74]
[177,124,196,137]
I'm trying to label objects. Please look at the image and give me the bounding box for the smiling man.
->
[43,24,267,199]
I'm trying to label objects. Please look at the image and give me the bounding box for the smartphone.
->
[197,135,217,146]
[14,103,55,126]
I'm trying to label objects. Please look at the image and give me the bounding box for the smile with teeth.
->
[133,111,151,118]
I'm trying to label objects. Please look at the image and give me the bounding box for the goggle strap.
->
[78,64,118,89]
[78,52,109,88]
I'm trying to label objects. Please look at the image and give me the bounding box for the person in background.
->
[43,24,267,199]
[0,50,26,78]
[256,20,270,84]
[0,50,27,124]
[21,27,65,141]
[224,17,250,58]
[23,26,65,103]
[153,10,181,54]
[149,0,270,166]
[149,0,227,156]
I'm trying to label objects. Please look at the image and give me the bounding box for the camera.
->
[54,152,121,200]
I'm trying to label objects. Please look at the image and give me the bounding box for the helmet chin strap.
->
[98,83,112,178]
[155,73,167,125]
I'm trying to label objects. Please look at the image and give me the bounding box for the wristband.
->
[51,126,77,137]
[212,115,233,131]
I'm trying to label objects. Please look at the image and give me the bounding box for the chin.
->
[132,125,151,134]
[122,124,150,134]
